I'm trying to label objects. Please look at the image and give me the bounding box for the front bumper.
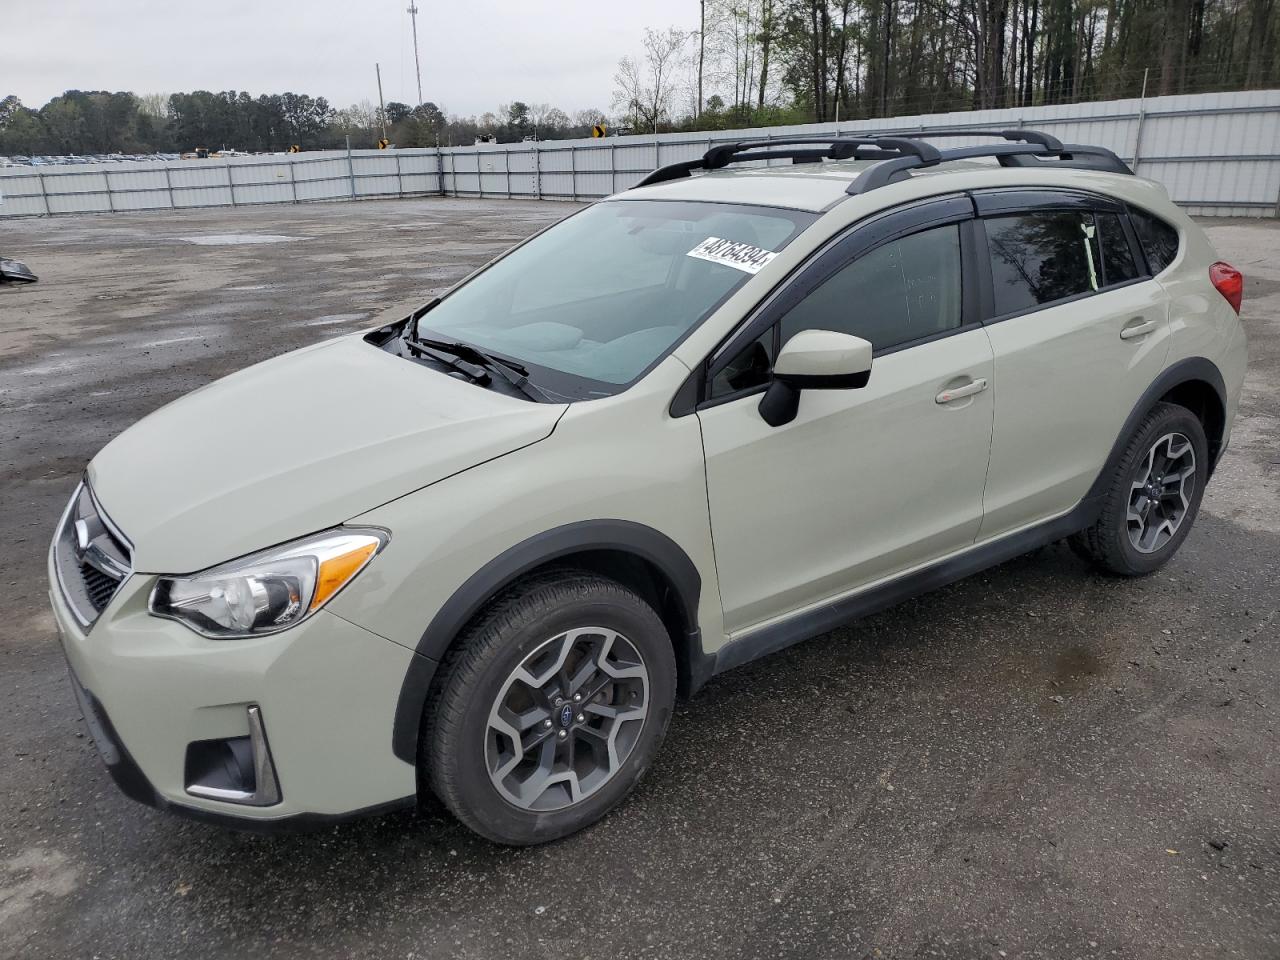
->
[49,552,420,829]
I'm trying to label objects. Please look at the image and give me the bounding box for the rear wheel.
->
[423,571,676,845]
[1070,401,1208,576]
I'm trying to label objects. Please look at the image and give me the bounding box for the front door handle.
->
[1120,317,1158,340]
[935,377,988,404]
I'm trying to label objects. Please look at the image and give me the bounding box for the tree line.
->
[2,0,1276,156]
[615,0,1278,130]
[0,90,610,156]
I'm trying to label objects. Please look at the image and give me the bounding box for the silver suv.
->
[50,131,1248,844]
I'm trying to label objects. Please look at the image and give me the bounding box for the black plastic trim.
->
[713,496,1100,675]
[69,669,158,808]
[1118,207,1153,278]
[776,368,872,390]
[165,795,418,835]
[1083,356,1227,490]
[972,188,1125,216]
[390,652,441,765]
[391,520,704,763]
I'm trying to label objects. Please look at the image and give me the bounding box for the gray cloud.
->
[6,0,696,115]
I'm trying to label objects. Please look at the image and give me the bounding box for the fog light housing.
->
[184,705,281,806]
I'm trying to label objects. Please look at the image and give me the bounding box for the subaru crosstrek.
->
[49,131,1248,844]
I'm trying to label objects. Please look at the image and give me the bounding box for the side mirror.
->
[759,329,872,427]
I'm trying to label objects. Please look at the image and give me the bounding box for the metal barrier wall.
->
[3,88,1279,218]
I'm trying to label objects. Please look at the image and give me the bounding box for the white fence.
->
[3,89,1279,219]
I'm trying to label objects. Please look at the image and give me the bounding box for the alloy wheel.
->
[484,627,649,811]
[1127,432,1197,554]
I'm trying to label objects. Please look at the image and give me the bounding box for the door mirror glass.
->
[760,330,872,427]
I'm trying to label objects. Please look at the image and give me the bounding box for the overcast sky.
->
[4,0,698,116]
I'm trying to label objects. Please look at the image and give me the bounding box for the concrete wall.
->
[3,88,1278,219]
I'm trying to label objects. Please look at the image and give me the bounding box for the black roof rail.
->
[862,128,1066,151]
[633,135,941,188]
[630,128,1133,194]
[845,129,1132,193]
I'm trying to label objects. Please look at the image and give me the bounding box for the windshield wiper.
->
[405,333,550,402]
[401,338,491,384]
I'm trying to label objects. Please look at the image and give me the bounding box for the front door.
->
[696,210,996,636]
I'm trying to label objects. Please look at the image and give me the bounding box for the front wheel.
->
[1070,401,1209,576]
[423,571,676,845]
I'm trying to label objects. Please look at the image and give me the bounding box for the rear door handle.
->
[935,377,988,404]
[1120,317,1158,340]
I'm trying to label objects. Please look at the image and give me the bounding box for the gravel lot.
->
[0,199,1277,960]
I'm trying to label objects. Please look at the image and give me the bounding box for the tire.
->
[422,569,677,845]
[1069,401,1209,576]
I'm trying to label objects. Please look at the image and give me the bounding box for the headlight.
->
[148,529,387,639]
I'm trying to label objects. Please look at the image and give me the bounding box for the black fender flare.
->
[1082,355,1227,506]
[391,520,703,764]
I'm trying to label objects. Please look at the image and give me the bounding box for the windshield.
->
[415,199,816,398]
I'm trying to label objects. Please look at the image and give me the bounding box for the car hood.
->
[88,335,566,574]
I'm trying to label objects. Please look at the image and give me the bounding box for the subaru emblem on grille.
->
[74,518,91,558]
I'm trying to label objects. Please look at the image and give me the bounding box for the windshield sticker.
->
[686,237,777,274]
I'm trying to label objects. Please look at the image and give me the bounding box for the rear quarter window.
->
[1129,209,1180,274]
[1096,212,1140,285]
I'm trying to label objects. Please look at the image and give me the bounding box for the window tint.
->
[986,211,1103,315]
[777,224,963,353]
[1130,209,1180,274]
[1096,212,1139,285]
[709,329,774,398]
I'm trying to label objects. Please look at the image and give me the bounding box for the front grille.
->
[53,482,133,628]
[81,563,120,611]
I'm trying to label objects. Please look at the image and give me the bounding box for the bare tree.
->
[613,27,691,132]
[698,0,708,116]
[137,93,170,120]
[573,107,609,128]
[758,0,774,111]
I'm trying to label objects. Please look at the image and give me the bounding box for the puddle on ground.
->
[178,234,302,246]
[1051,645,1105,692]
[305,313,368,326]
[143,335,207,347]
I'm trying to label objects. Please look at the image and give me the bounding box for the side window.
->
[1096,212,1139,285]
[777,224,964,353]
[985,211,1102,315]
[709,329,774,398]
[1130,209,1180,274]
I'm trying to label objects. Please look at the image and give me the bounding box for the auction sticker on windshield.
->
[686,237,777,274]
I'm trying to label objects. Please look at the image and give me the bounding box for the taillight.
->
[1209,261,1243,314]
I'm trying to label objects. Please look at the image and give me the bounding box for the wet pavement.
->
[1,200,1277,959]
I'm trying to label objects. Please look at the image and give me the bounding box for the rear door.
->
[974,190,1172,540]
